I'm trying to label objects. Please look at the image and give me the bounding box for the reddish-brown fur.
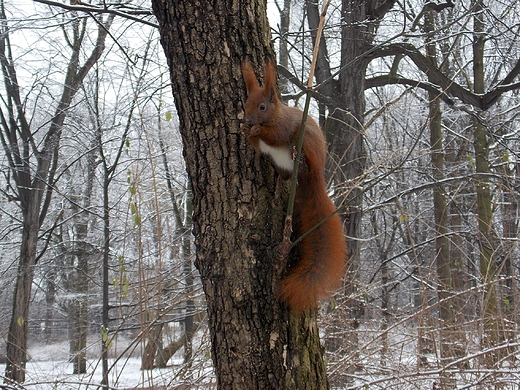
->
[241,61,347,313]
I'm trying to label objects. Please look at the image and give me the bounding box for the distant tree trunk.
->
[181,195,195,364]
[324,1,370,369]
[98,112,132,386]
[69,248,88,376]
[305,1,396,379]
[101,163,111,387]
[141,323,164,370]
[155,335,185,368]
[500,161,519,333]
[69,120,99,375]
[152,1,329,388]
[159,115,196,365]
[424,8,465,371]
[277,0,291,96]
[5,208,39,384]
[44,267,57,340]
[379,254,390,366]
[472,0,503,364]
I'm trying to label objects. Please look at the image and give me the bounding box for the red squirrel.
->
[241,61,347,313]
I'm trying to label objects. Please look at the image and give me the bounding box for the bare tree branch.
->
[32,0,158,28]
[371,42,520,110]
[365,74,455,105]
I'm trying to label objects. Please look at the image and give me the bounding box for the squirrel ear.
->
[241,61,259,95]
[264,61,278,102]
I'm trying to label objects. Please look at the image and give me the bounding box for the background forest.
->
[0,0,519,389]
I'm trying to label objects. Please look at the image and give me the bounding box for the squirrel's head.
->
[242,61,279,125]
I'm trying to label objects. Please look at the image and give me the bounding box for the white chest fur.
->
[258,140,294,172]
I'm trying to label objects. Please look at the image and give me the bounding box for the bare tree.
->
[0,2,114,382]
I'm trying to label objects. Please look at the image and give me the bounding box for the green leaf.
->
[122,274,129,300]
[102,329,108,342]
[165,111,172,122]
[101,326,112,349]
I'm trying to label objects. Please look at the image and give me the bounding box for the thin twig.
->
[280,0,331,252]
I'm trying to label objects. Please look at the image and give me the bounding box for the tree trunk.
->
[424,9,466,372]
[159,117,196,366]
[500,161,519,336]
[69,132,97,375]
[277,0,291,96]
[155,335,184,369]
[181,195,195,365]
[142,323,164,370]
[325,1,370,368]
[44,266,57,340]
[308,0,375,377]
[305,1,396,382]
[5,203,39,383]
[151,1,329,389]
[101,171,111,388]
[472,0,503,364]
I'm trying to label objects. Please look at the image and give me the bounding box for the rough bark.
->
[151,1,328,388]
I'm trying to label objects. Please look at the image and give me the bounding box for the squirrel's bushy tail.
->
[277,170,347,313]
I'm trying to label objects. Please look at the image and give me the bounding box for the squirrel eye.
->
[259,104,266,111]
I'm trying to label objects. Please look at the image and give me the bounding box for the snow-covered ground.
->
[8,357,173,389]
[1,338,214,389]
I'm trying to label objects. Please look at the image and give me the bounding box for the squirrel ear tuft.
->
[263,60,278,102]
[241,61,259,94]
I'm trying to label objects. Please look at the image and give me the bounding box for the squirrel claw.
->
[275,215,293,273]
[292,145,309,173]
[250,124,261,137]
[240,123,251,136]
[241,123,260,138]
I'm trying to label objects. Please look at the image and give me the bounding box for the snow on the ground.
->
[0,339,192,389]
[2,357,175,389]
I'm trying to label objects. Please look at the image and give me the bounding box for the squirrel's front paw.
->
[240,123,252,136]
[240,123,260,137]
[292,145,309,172]
[249,124,261,137]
